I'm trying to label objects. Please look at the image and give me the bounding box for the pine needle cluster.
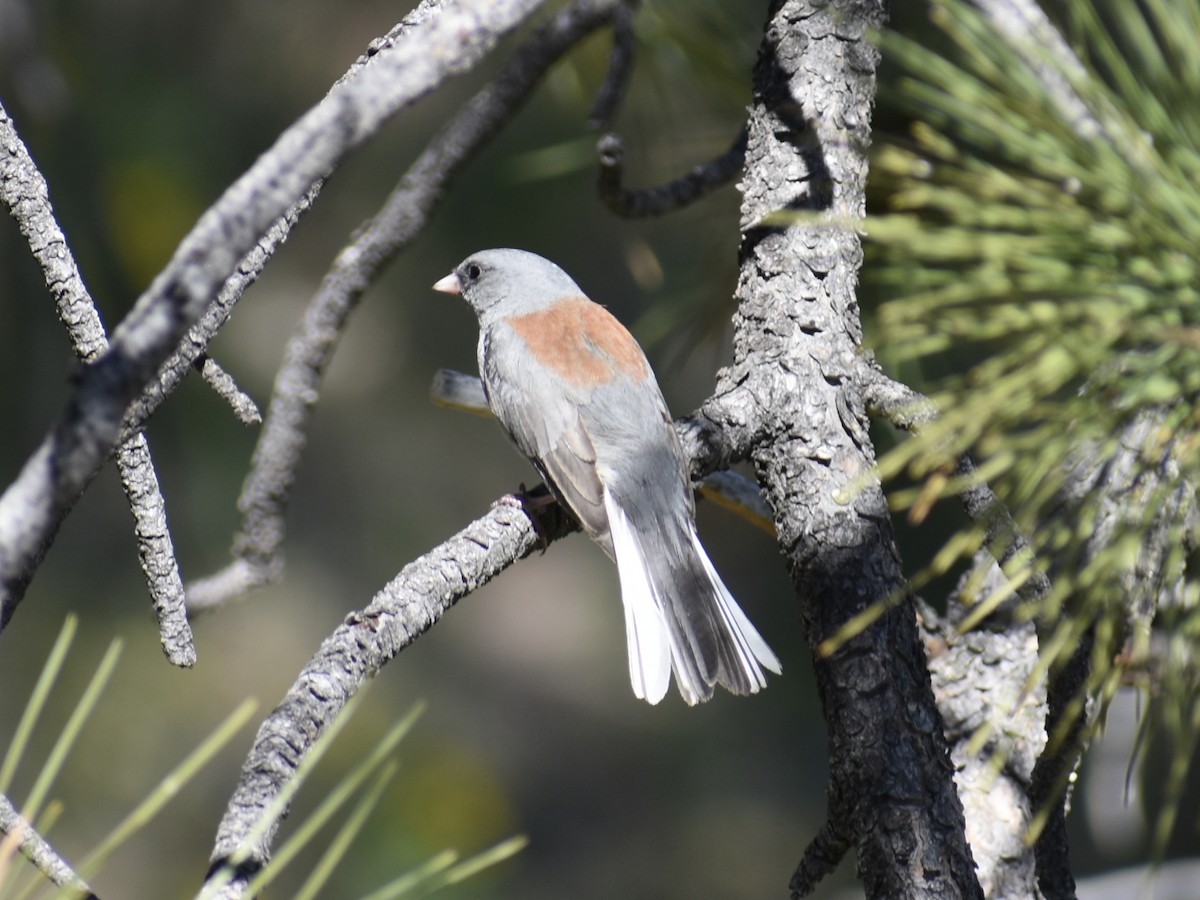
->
[869,0,1200,850]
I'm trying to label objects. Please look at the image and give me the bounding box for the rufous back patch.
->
[509,296,651,387]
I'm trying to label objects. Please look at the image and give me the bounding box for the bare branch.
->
[0,100,194,665]
[187,0,624,613]
[200,497,575,899]
[196,358,262,427]
[0,794,97,899]
[789,819,850,897]
[0,109,105,364]
[586,0,639,129]
[0,0,545,631]
[596,127,746,217]
[114,435,194,666]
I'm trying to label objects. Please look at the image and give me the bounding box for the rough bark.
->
[703,2,983,896]
[200,496,575,900]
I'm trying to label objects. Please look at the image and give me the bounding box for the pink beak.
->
[432,272,461,295]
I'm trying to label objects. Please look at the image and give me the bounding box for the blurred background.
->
[0,0,1167,897]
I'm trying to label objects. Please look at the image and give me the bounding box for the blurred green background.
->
[0,1,1165,897]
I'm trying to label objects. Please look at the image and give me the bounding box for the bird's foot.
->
[493,484,557,551]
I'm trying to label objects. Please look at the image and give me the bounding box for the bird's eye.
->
[464,263,482,281]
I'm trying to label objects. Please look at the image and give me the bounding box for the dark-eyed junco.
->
[434,248,780,705]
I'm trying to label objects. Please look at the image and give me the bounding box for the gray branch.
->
[0,0,543,633]
[0,100,194,665]
[199,498,575,899]
[0,793,97,898]
[197,358,262,427]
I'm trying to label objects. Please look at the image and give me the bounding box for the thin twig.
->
[0,794,98,899]
[596,127,747,217]
[187,0,625,613]
[429,368,491,416]
[122,190,316,441]
[698,470,774,535]
[0,100,194,665]
[789,818,851,898]
[196,357,262,427]
[587,0,639,129]
[114,437,195,665]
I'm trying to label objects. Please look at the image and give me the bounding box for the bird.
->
[433,248,780,705]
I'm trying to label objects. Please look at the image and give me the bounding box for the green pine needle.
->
[870,0,1200,856]
[0,618,79,795]
[77,697,259,881]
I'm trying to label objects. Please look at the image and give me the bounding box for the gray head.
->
[432,248,584,325]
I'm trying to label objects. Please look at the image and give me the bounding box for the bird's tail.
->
[605,495,781,705]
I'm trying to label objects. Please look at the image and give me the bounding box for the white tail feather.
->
[606,495,671,704]
[690,530,782,680]
[606,492,780,705]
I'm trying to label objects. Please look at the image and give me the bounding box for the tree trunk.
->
[704,2,984,895]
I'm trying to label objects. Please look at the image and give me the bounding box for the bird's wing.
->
[480,327,613,553]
